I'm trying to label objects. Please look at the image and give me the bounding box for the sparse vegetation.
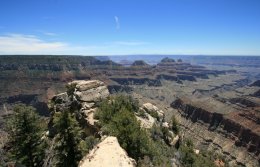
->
[96,95,177,166]
[2,88,218,167]
[179,139,216,167]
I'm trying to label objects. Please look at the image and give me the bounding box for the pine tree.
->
[7,104,46,167]
[53,110,83,167]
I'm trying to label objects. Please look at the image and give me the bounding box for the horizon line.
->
[0,54,260,57]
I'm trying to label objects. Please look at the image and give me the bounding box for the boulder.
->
[69,80,109,102]
[70,80,105,91]
[51,92,69,104]
[162,122,169,128]
[136,113,156,129]
[75,85,109,102]
[79,136,136,167]
[142,103,164,120]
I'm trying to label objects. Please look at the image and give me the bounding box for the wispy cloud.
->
[114,16,120,30]
[0,33,150,55]
[35,30,58,36]
[113,41,148,46]
[0,34,68,54]
[43,32,57,36]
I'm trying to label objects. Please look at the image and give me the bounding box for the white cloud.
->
[114,16,120,30]
[0,34,68,54]
[0,33,150,55]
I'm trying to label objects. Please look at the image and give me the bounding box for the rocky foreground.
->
[49,80,183,166]
[79,137,136,167]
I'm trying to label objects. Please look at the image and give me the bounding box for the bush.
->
[148,110,160,120]
[66,83,77,98]
[179,139,216,167]
[96,95,139,125]
[171,115,180,134]
[96,96,152,160]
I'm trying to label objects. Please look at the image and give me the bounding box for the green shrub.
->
[148,110,160,120]
[66,83,77,98]
[96,96,151,160]
[171,115,179,134]
[179,139,216,167]
[95,95,139,125]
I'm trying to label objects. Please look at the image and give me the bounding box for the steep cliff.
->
[171,98,260,164]
[251,80,260,87]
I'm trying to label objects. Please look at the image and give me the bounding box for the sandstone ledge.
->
[79,136,136,167]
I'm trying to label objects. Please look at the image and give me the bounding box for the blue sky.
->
[0,0,260,55]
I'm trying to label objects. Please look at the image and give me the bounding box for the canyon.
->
[0,55,260,166]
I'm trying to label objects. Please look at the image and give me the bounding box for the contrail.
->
[114,16,120,30]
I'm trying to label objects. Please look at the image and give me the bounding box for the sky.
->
[0,0,260,55]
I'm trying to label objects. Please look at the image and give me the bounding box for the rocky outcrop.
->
[136,103,180,147]
[253,90,260,97]
[160,57,176,63]
[135,103,165,129]
[79,136,136,167]
[136,112,156,129]
[229,97,259,107]
[49,80,109,134]
[71,80,109,102]
[131,60,150,67]
[141,103,164,121]
[107,85,133,94]
[156,74,178,81]
[251,80,260,87]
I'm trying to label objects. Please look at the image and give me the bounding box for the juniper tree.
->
[53,110,84,167]
[7,104,46,167]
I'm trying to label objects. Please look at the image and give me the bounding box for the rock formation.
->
[135,103,180,147]
[131,60,150,67]
[50,80,139,167]
[253,90,260,97]
[171,97,260,165]
[49,80,109,134]
[142,103,164,120]
[135,103,165,129]
[79,136,136,167]
[251,80,260,87]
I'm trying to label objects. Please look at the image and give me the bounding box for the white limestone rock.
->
[142,103,165,120]
[136,113,156,129]
[79,136,136,167]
